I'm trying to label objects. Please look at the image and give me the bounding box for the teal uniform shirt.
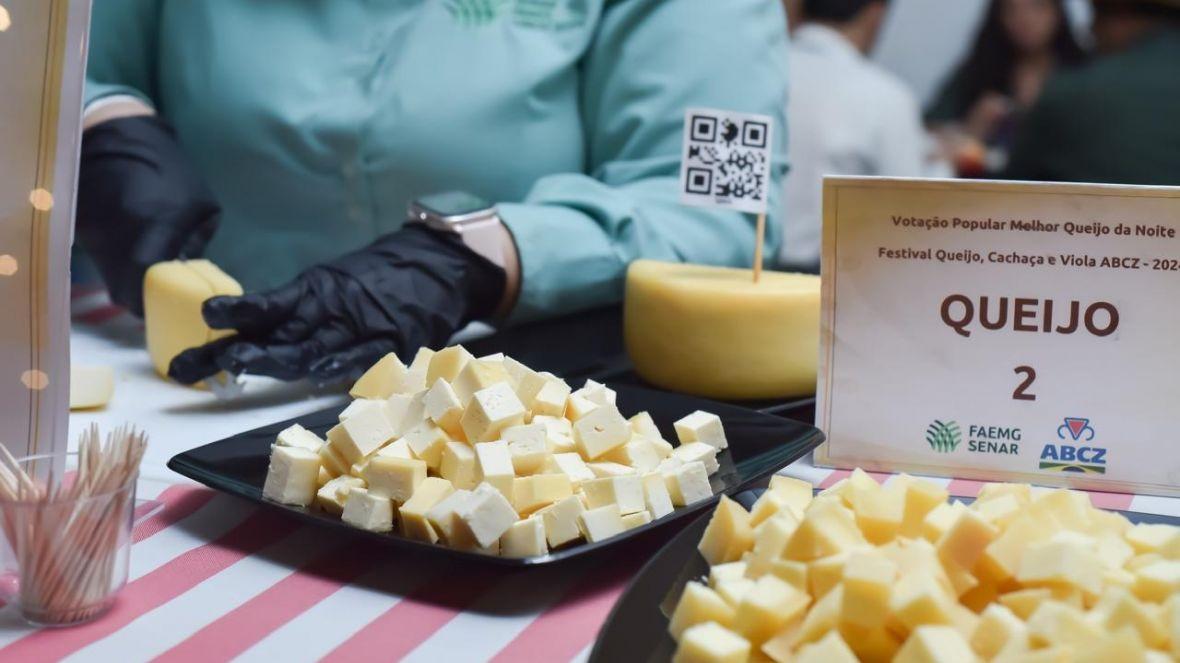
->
[86,0,790,322]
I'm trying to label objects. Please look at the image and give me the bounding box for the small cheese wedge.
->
[670,581,736,638]
[578,504,626,543]
[667,461,713,507]
[698,496,755,566]
[349,353,407,400]
[362,456,427,503]
[316,475,365,516]
[341,488,393,533]
[399,477,455,542]
[501,517,548,558]
[69,365,115,410]
[461,382,527,443]
[573,405,630,460]
[262,445,322,507]
[456,483,520,548]
[582,475,646,515]
[539,495,586,548]
[673,622,750,663]
[674,411,728,450]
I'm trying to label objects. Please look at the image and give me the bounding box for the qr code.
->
[680,108,774,215]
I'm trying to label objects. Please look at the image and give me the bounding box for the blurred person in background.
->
[779,0,926,272]
[1004,0,1180,184]
[926,0,1086,176]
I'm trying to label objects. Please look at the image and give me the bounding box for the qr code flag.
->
[680,107,774,215]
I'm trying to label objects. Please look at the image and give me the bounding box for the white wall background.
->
[869,0,1094,106]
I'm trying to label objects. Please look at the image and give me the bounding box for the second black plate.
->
[168,383,824,566]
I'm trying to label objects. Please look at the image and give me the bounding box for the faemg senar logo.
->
[926,420,962,453]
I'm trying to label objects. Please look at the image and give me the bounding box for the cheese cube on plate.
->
[534,415,573,438]
[743,511,799,579]
[698,496,754,566]
[788,631,859,663]
[971,603,1027,659]
[889,572,958,631]
[341,488,394,532]
[263,446,322,506]
[573,405,630,460]
[316,475,365,516]
[275,424,325,452]
[423,378,464,438]
[733,575,809,647]
[384,393,427,438]
[841,551,898,628]
[667,461,713,507]
[578,504,626,543]
[363,456,426,503]
[642,472,675,520]
[621,511,652,530]
[573,379,616,407]
[349,353,407,400]
[375,438,413,460]
[545,453,596,488]
[531,379,571,418]
[440,441,478,489]
[316,467,332,487]
[399,477,455,543]
[1133,559,1180,602]
[500,516,548,558]
[564,394,599,422]
[588,461,636,478]
[1017,536,1104,597]
[669,581,736,638]
[461,383,526,443]
[674,411,728,450]
[894,625,976,663]
[782,499,867,561]
[503,424,550,475]
[604,440,661,473]
[673,442,720,475]
[318,443,350,478]
[397,347,434,394]
[582,475,646,515]
[938,508,999,571]
[452,358,512,407]
[629,411,665,444]
[538,495,585,548]
[457,483,520,549]
[474,441,516,499]
[673,622,750,663]
[512,366,550,410]
[328,403,396,464]
[338,399,377,423]
[426,345,473,384]
[512,474,573,515]
[709,561,748,588]
[401,421,451,470]
[426,489,474,545]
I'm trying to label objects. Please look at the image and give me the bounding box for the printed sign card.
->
[815,177,1180,496]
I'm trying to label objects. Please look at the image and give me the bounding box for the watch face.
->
[416,191,494,218]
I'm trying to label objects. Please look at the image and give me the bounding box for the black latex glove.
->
[76,115,221,316]
[168,225,507,385]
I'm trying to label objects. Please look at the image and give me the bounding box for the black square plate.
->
[167,383,824,566]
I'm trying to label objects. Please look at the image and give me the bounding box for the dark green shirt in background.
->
[1004,27,1180,186]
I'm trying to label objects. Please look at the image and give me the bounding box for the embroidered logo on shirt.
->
[446,0,588,30]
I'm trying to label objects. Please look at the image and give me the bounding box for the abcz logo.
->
[1039,417,1108,474]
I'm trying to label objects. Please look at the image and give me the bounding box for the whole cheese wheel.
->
[143,260,242,379]
[624,260,820,400]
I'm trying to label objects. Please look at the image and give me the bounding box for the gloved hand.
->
[167,224,507,385]
[76,115,221,316]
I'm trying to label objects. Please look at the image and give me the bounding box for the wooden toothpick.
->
[753,212,766,283]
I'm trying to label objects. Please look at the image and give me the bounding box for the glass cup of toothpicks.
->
[0,425,146,626]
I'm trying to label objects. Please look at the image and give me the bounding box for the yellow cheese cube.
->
[787,630,858,663]
[423,378,464,439]
[841,551,898,628]
[894,625,976,663]
[809,553,851,600]
[999,588,1053,620]
[500,516,548,558]
[971,494,1022,528]
[837,622,902,662]
[1027,489,1093,533]
[573,405,630,460]
[710,561,748,588]
[504,424,550,475]
[669,581,737,638]
[783,500,868,562]
[362,456,427,503]
[673,622,750,663]
[674,411,728,450]
[937,508,999,572]
[341,488,394,532]
[143,260,242,379]
[1127,524,1180,555]
[971,604,1027,659]
[401,421,451,470]
[1133,560,1180,602]
[896,476,950,539]
[922,501,966,543]
[767,474,813,514]
[1088,587,1167,648]
[425,489,474,545]
[1017,538,1104,597]
[262,446,321,507]
[621,511,652,530]
[398,347,434,394]
[794,584,843,647]
[766,559,809,594]
[643,471,675,520]
[698,496,755,566]
[577,504,626,543]
[1096,534,1135,570]
[544,452,596,488]
[852,482,905,545]
[977,482,1032,506]
[474,441,516,499]
[980,515,1060,585]
[461,383,527,443]
[426,345,473,385]
[315,475,365,516]
[890,572,957,632]
[749,491,795,530]
[512,474,573,515]
[714,578,756,607]
[539,495,586,548]
[583,475,646,515]
[349,353,408,400]
[1025,601,1102,648]
[398,477,454,542]
[440,440,478,489]
[745,512,799,579]
[734,575,810,647]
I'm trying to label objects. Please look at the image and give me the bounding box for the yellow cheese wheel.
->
[143,260,242,379]
[624,260,820,400]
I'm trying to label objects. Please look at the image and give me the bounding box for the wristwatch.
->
[407,191,508,270]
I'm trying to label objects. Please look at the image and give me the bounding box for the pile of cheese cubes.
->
[262,345,726,557]
[670,469,1180,662]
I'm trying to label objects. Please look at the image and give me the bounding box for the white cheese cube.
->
[375,438,413,460]
[629,412,666,445]
[341,488,394,532]
[500,517,549,558]
[318,443,350,478]
[578,504,626,543]
[401,421,451,470]
[573,405,630,460]
[545,453,596,488]
[502,355,530,386]
[426,489,474,545]
[475,441,516,499]
[384,392,427,438]
[564,395,600,422]
[457,483,520,548]
[514,367,551,410]
[423,378,464,439]
[549,433,577,454]
[539,495,586,548]
[440,441,478,489]
[604,439,661,473]
[399,477,455,543]
[276,423,326,452]
[534,415,573,438]
[452,358,512,407]
[426,345,473,385]
[574,379,617,406]
[263,446,322,507]
[645,435,675,459]
[588,461,637,478]
[532,379,572,418]
[513,474,574,515]
[315,475,365,516]
[673,442,720,475]
[643,472,675,520]
[674,410,728,450]
[362,456,427,503]
[338,399,378,423]
[668,461,713,507]
[503,424,550,475]
[622,511,653,530]
[461,382,527,443]
[583,475,646,515]
[328,403,396,464]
